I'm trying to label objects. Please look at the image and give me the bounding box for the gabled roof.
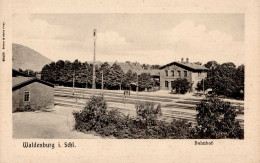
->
[12,76,54,91]
[159,61,208,71]
[114,62,143,73]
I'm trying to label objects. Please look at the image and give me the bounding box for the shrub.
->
[171,78,190,94]
[74,95,244,139]
[73,96,194,139]
[168,119,193,139]
[142,119,193,139]
[73,95,107,131]
[194,95,244,139]
[16,105,35,112]
[97,109,130,137]
[135,102,162,126]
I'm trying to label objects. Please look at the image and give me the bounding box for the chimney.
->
[186,58,189,63]
[181,57,184,63]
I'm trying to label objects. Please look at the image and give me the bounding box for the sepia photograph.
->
[1,0,260,162]
[11,13,245,139]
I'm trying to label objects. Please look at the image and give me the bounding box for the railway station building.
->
[159,58,208,91]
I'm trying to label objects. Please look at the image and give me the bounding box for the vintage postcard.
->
[0,0,260,162]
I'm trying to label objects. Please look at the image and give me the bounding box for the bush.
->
[168,119,193,139]
[73,95,131,137]
[16,105,35,112]
[73,95,107,131]
[194,95,244,139]
[171,78,190,94]
[135,102,162,126]
[73,95,243,139]
[73,96,193,139]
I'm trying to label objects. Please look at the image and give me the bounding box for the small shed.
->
[12,76,54,112]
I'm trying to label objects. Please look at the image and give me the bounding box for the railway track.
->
[54,86,244,127]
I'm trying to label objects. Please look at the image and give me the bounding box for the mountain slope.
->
[12,43,53,72]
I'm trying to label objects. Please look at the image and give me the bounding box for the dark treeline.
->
[41,60,159,91]
[40,59,244,99]
[18,69,37,77]
[196,61,244,100]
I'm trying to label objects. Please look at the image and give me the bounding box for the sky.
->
[12,13,245,66]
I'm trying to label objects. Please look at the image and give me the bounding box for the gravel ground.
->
[12,105,102,139]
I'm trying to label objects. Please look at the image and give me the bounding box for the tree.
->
[107,63,124,90]
[204,60,218,69]
[96,62,110,89]
[212,62,238,98]
[63,60,73,86]
[196,78,211,92]
[194,62,202,65]
[122,70,134,89]
[150,65,161,69]
[138,73,153,91]
[171,78,190,94]
[41,62,56,83]
[197,61,244,99]
[195,95,243,139]
[41,60,91,87]
[19,69,37,77]
[55,60,65,83]
[142,64,150,70]
[234,64,244,99]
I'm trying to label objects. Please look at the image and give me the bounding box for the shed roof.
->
[12,76,54,91]
[12,77,33,87]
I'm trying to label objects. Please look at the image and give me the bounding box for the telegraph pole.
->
[73,70,75,95]
[202,69,205,95]
[86,72,88,88]
[86,62,88,88]
[101,70,104,91]
[136,73,139,94]
[92,29,97,89]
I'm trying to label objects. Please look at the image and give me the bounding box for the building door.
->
[171,81,174,90]
[165,81,169,89]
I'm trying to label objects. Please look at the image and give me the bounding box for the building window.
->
[165,70,168,76]
[178,70,181,77]
[171,70,174,76]
[24,91,30,102]
[165,81,168,88]
[184,71,187,77]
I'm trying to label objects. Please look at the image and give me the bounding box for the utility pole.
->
[92,29,97,89]
[73,70,75,95]
[86,63,88,88]
[101,70,104,91]
[202,69,205,95]
[136,73,139,94]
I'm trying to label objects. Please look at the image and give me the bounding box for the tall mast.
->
[92,29,97,89]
